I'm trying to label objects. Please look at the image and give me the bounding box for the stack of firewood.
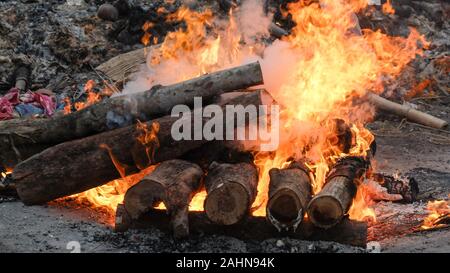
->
[1,61,371,247]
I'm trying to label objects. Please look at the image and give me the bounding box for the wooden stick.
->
[267,161,312,231]
[13,91,268,205]
[0,62,264,168]
[368,92,448,129]
[307,156,368,229]
[115,204,368,247]
[204,162,259,225]
[123,160,203,238]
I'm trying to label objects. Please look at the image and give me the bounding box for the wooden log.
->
[114,204,368,247]
[0,62,264,168]
[267,161,312,231]
[218,1,288,39]
[13,90,269,205]
[269,22,289,38]
[204,162,258,225]
[368,92,448,129]
[307,156,369,229]
[123,160,203,238]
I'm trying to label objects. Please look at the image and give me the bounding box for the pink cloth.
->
[0,88,56,120]
[0,88,19,120]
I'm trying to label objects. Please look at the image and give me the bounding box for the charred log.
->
[307,156,369,229]
[204,162,259,225]
[123,160,203,238]
[371,173,419,203]
[267,161,312,231]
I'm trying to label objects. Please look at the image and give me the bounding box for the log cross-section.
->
[307,156,369,229]
[123,159,203,238]
[204,162,258,225]
[267,161,312,231]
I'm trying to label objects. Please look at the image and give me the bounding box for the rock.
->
[276,240,285,247]
[97,4,119,22]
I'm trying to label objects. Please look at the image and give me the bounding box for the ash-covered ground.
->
[0,0,449,253]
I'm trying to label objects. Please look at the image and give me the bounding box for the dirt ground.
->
[1,116,449,253]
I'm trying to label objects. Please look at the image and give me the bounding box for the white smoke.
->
[120,0,274,96]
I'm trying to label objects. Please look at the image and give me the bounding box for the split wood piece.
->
[0,62,264,168]
[123,160,203,238]
[368,92,448,129]
[307,156,369,229]
[115,205,368,247]
[13,91,268,205]
[95,46,155,83]
[204,162,258,225]
[267,161,313,231]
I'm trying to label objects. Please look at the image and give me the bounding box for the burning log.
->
[115,205,368,247]
[123,160,203,238]
[307,156,369,229]
[204,162,258,225]
[368,92,448,129]
[267,162,313,231]
[13,90,269,205]
[269,23,289,38]
[0,62,264,168]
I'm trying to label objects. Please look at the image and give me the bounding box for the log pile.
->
[3,61,374,246]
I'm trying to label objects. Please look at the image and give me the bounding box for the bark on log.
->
[269,23,289,38]
[115,204,368,247]
[267,161,312,231]
[204,162,258,225]
[369,91,448,129]
[0,62,264,168]
[123,159,203,238]
[307,156,369,229]
[13,90,268,205]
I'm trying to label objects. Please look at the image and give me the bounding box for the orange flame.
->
[421,198,449,230]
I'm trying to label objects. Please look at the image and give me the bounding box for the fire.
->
[156,190,207,211]
[348,182,377,222]
[68,166,156,215]
[421,197,450,230]
[382,0,395,15]
[65,79,102,114]
[73,1,426,223]
[1,170,11,179]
